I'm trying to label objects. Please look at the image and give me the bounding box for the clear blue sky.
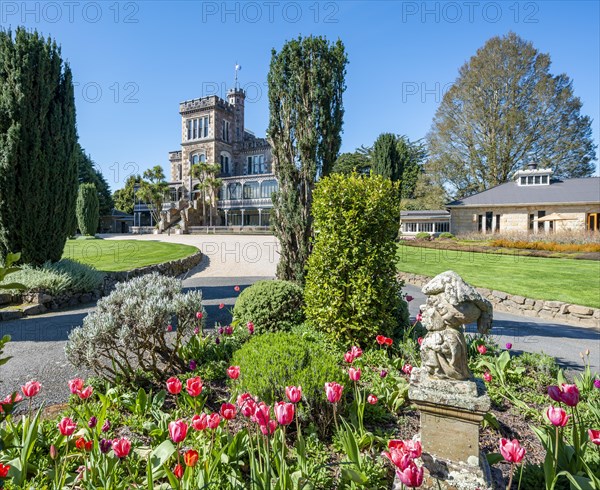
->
[3,0,599,190]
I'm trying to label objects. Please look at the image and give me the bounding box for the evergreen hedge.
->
[76,183,99,236]
[304,173,407,345]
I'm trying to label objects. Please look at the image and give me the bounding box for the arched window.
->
[228,183,242,200]
[261,180,278,198]
[243,181,259,199]
[191,153,206,165]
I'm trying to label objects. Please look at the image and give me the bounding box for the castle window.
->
[261,180,278,198]
[220,153,230,174]
[243,181,259,199]
[222,120,230,142]
[247,155,265,175]
[227,182,241,200]
[191,153,206,165]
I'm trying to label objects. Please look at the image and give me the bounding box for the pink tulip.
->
[58,417,77,436]
[196,311,203,319]
[219,303,225,309]
[77,386,93,400]
[21,380,41,398]
[499,438,526,463]
[344,351,354,363]
[325,382,344,403]
[415,312,423,322]
[168,419,188,443]
[367,394,378,405]
[387,439,422,459]
[207,413,221,429]
[548,384,580,407]
[417,337,423,346]
[382,448,412,470]
[252,402,270,426]
[234,285,240,292]
[166,324,173,332]
[112,438,131,458]
[588,429,600,445]
[220,403,236,420]
[546,406,569,427]
[191,413,208,431]
[396,460,424,488]
[483,372,492,383]
[227,366,240,380]
[260,419,278,436]
[247,321,254,334]
[349,367,361,381]
[237,393,257,417]
[166,377,182,395]
[68,378,84,394]
[402,364,413,375]
[274,401,295,426]
[186,377,203,397]
[285,386,302,404]
[350,346,363,359]
[477,344,487,355]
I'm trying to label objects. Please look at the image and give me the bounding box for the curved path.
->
[0,234,597,408]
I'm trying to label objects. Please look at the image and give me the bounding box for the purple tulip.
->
[505,343,512,350]
[380,369,388,379]
[594,379,600,389]
[99,439,112,454]
[88,416,98,428]
[215,337,221,345]
[405,295,414,302]
[224,326,233,335]
[101,420,110,433]
[189,360,197,371]
[218,327,224,335]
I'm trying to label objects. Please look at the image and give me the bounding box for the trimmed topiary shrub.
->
[65,273,204,383]
[438,232,454,239]
[304,173,407,345]
[415,232,431,241]
[76,183,99,236]
[231,331,343,427]
[232,279,304,334]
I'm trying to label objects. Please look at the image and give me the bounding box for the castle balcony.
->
[218,173,277,210]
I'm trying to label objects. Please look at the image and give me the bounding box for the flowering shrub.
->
[65,273,204,383]
[232,279,304,334]
[305,173,408,345]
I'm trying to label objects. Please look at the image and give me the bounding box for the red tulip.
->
[21,380,41,398]
[220,403,236,420]
[227,366,240,380]
[207,413,221,429]
[376,335,386,345]
[344,351,354,363]
[184,449,199,467]
[0,463,10,477]
[78,386,93,400]
[325,382,344,403]
[546,406,569,427]
[396,460,424,488]
[588,429,600,445]
[168,419,188,443]
[196,311,203,320]
[166,377,182,395]
[166,324,173,332]
[367,394,378,405]
[483,372,492,383]
[75,437,93,451]
[260,419,278,436]
[186,376,203,397]
[68,378,84,394]
[237,393,257,417]
[349,367,361,382]
[285,386,302,404]
[499,438,526,463]
[350,346,363,359]
[173,463,184,479]
[191,413,208,431]
[477,345,487,355]
[402,364,413,375]
[112,438,131,458]
[58,417,77,436]
[274,401,295,426]
[384,337,393,346]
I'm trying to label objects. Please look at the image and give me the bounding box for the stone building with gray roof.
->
[446,164,600,234]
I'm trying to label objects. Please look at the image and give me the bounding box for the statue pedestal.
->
[407,368,493,490]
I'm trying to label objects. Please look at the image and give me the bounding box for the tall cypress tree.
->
[267,36,347,284]
[0,28,78,265]
[371,133,401,182]
[76,183,99,236]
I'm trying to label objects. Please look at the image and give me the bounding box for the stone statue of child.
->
[419,271,493,381]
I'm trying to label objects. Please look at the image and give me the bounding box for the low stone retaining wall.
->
[0,250,203,320]
[397,272,599,330]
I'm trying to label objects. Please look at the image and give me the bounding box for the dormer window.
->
[515,167,552,186]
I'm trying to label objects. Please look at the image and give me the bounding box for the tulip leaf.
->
[486,453,504,465]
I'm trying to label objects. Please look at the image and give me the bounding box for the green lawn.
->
[62,239,198,272]
[397,243,600,308]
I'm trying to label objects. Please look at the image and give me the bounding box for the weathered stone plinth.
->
[407,368,493,490]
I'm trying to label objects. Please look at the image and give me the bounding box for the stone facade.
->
[398,272,600,329]
[450,204,597,235]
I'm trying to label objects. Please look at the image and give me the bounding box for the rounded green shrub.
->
[304,173,408,345]
[415,232,431,241]
[231,331,343,419]
[438,232,455,239]
[233,279,304,334]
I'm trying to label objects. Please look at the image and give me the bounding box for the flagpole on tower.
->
[234,63,242,89]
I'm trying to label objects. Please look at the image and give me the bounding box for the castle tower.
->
[228,88,245,144]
